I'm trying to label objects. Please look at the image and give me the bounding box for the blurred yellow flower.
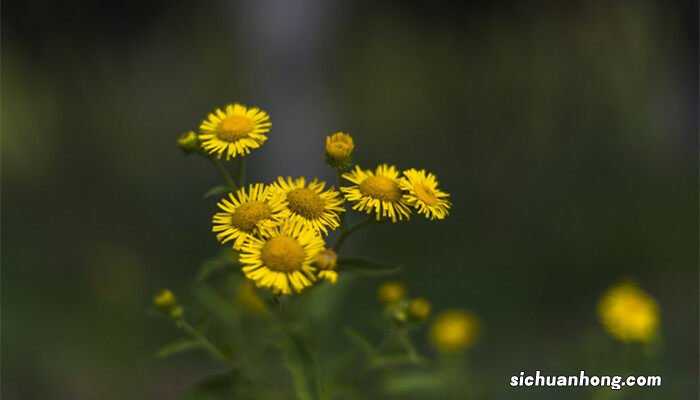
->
[212,184,286,250]
[236,279,267,315]
[341,164,412,222]
[598,280,659,343]
[314,248,338,283]
[269,177,345,236]
[377,281,407,305]
[199,103,271,159]
[325,132,354,168]
[239,220,325,295]
[407,297,432,323]
[429,310,480,353]
[400,168,451,220]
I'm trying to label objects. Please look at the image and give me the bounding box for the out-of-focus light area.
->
[2,0,697,398]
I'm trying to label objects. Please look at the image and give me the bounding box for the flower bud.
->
[153,289,182,319]
[407,297,432,323]
[315,249,339,283]
[177,131,200,154]
[377,281,407,305]
[325,132,354,169]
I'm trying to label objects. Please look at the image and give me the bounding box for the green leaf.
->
[182,371,242,400]
[383,371,444,394]
[203,185,232,198]
[336,257,401,276]
[156,338,201,358]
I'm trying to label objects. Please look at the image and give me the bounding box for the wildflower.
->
[235,279,267,315]
[400,169,451,220]
[377,281,407,305]
[239,220,325,295]
[199,103,271,159]
[325,132,354,169]
[598,280,659,343]
[341,164,412,222]
[212,184,286,250]
[177,131,200,154]
[314,248,338,283]
[269,177,345,235]
[407,297,432,323]
[429,310,480,353]
[153,289,184,319]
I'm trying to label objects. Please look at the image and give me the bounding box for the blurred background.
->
[2,0,697,398]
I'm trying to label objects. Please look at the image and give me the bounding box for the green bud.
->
[177,131,200,154]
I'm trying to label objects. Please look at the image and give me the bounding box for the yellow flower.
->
[377,281,407,305]
[239,220,325,295]
[212,183,286,250]
[235,279,267,315]
[400,168,451,220]
[598,281,659,343]
[429,310,480,353]
[341,164,412,222]
[269,177,345,235]
[198,103,271,160]
[407,297,432,323]
[325,132,354,168]
[314,248,338,283]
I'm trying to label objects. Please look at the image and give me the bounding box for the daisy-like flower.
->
[199,103,271,159]
[269,177,345,235]
[239,220,325,295]
[325,132,354,169]
[212,183,285,250]
[400,168,451,220]
[341,164,412,222]
[314,248,338,283]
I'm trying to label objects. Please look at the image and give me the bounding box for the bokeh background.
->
[2,0,697,398]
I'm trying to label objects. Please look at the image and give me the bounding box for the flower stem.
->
[335,169,347,230]
[176,318,234,366]
[332,217,375,251]
[238,157,246,187]
[209,157,238,192]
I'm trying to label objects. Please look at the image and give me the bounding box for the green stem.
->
[177,318,234,366]
[238,157,246,187]
[335,169,347,230]
[209,157,238,192]
[333,217,375,251]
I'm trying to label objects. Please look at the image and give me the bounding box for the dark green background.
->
[2,0,697,398]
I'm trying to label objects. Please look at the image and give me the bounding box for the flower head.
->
[270,177,345,235]
[199,103,271,159]
[407,297,432,323]
[153,289,183,319]
[400,169,451,220]
[341,164,412,222]
[377,281,407,305]
[598,280,659,343]
[325,132,354,169]
[314,248,338,283]
[212,184,286,250]
[429,310,480,353]
[239,220,325,295]
[177,131,200,154]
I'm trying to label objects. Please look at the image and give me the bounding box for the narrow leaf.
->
[204,185,232,198]
[156,338,201,358]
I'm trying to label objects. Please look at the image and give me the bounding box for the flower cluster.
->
[178,102,451,295]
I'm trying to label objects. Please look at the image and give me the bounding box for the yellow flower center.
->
[261,235,306,272]
[360,176,402,202]
[230,201,271,232]
[217,115,254,142]
[286,188,325,219]
[414,183,438,206]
